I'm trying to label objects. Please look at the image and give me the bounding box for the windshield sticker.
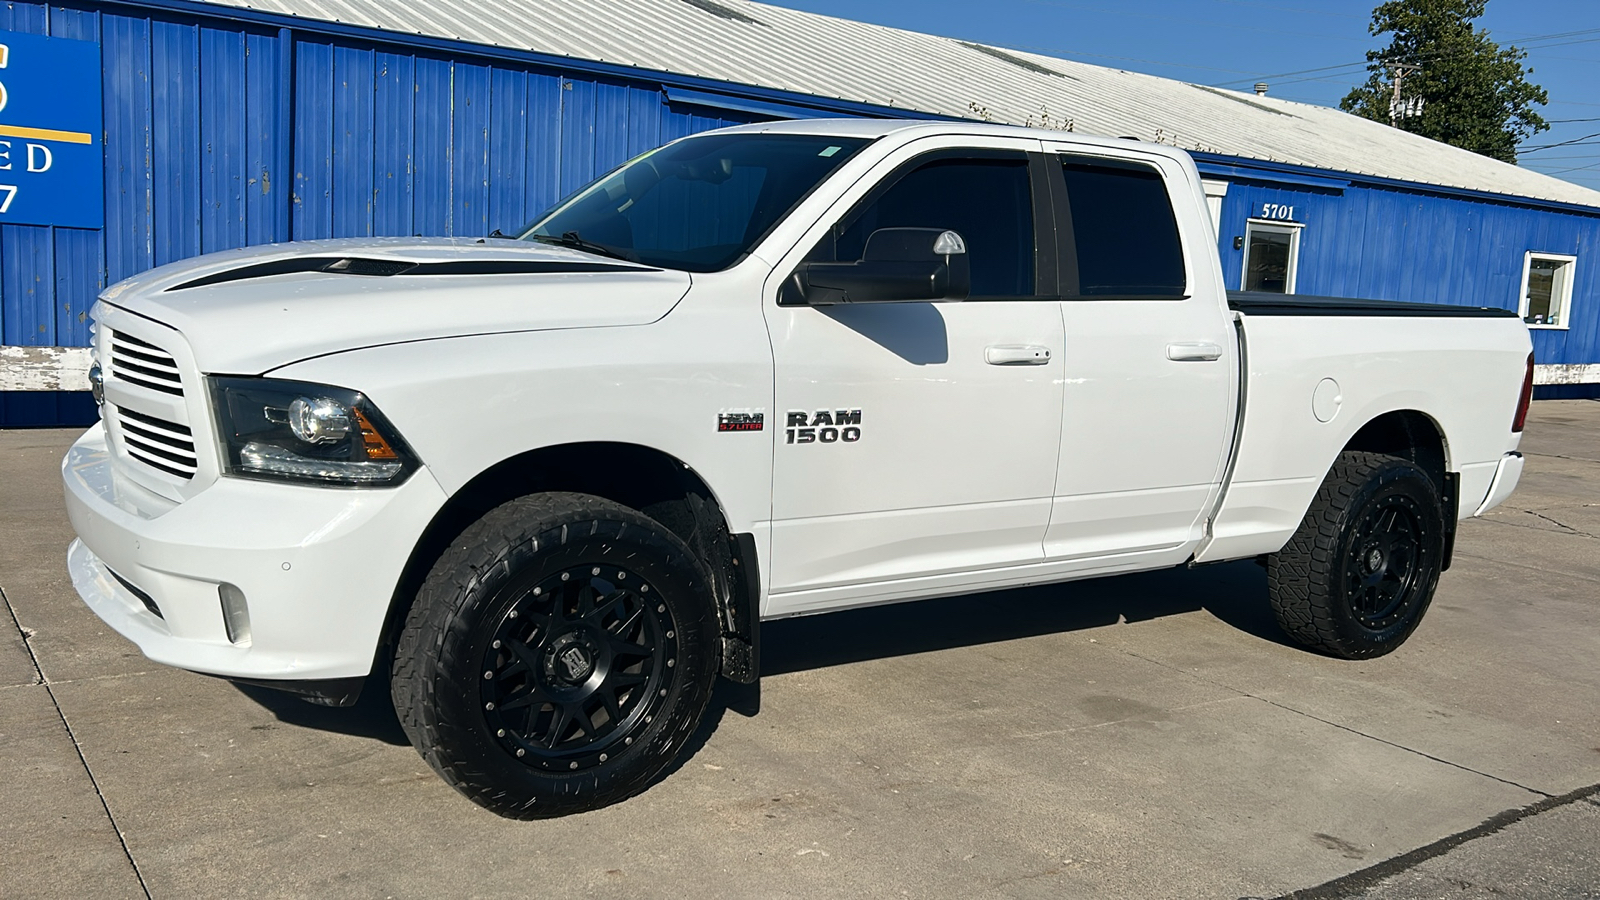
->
[818,146,842,157]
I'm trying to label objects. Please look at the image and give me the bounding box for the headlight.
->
[209,377,419,486]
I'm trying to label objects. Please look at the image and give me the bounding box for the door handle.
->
[986,344,1052,366]
[1166,342,1223,362]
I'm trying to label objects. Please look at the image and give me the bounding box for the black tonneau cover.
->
[1228,291,1519,319]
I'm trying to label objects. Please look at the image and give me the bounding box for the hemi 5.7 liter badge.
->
[717,410,765,432]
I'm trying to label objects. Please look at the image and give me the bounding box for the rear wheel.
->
[392,492,718,818]
[1267,451,1445,659]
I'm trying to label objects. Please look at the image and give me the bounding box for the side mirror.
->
[789,228,970,306]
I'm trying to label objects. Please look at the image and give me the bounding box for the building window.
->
[1519,252,1576,329]
[1242,219,1302,294]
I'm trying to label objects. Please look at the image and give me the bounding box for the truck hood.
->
[98,237,692,374]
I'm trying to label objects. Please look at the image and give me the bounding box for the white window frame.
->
[1201,179,1229,235]
[1242,218,1304,295]
[1518,251,1577,330]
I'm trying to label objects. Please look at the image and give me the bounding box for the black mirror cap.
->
[791,257,970,305]
[786,227,971,306]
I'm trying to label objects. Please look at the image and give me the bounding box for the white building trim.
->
[0,346,93,391]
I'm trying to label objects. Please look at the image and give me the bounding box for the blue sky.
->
[765,0,1600,191]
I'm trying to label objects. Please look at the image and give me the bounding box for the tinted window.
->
[830,156,1035,297]
[1245,227,1293,293]
[1059,157,1186,297]
[522,134,870,272]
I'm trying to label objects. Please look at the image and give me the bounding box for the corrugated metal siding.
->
[1215,179,1600,376]
[0,0,751,423]
[188,0,1600,209]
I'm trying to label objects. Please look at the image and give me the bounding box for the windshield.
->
[519,133,872,272]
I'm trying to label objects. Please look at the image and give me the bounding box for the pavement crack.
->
[1246,696,1549,798]
[1454,550,1600,584]
[1,584,153,900]
[1278,782,1600,899]
[1524,451,1600,464]
[1106,645,1551,799]
[48,669,157,687]
[1485,507,1600,539]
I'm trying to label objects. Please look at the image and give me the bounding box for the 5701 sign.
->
[0,30,103,229]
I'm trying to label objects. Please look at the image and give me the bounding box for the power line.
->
[1541,161,1600,176]
[1212,61,1371,88]
[1213,27,1600,89]
[1521,131,1600,152]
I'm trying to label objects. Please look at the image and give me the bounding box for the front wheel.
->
[1267,451,1445,659]
[392,493,719,819]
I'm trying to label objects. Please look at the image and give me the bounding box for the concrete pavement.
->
[3,402,1598,899]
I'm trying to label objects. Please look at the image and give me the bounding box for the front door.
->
[764,138,1066,610]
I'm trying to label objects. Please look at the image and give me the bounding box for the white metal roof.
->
[204,0,1600,209]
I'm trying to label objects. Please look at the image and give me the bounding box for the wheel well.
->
[377,443,756,680]
[1338,409,1461,571]
[1342,410,1448,489]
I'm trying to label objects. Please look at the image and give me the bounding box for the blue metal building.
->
[1,0,1596,424]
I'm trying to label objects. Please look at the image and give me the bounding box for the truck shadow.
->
[234,679,411,746]
[654,558,1288,787]
[760,558,1284,676]
[234,559,1286,755]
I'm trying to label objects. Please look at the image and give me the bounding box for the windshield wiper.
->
[529,231,635,263]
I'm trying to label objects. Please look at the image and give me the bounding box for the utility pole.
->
[1387,59,1423,126]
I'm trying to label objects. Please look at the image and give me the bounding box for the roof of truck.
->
[195,0,1600,209]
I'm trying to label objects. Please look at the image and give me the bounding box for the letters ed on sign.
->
[0,30,103,229]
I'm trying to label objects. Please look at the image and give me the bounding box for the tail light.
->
[1512,352,1534,433]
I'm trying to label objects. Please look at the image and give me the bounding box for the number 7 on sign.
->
[0,185,17,213]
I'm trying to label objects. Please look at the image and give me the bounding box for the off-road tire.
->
[392,492,719,819]
[1267,451,1445,659]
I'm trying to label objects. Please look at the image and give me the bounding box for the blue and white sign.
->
[0,30,102,229]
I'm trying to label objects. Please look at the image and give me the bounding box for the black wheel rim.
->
[480,563,678,771]
[1343,495,1427,630]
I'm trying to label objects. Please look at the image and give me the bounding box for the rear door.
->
[763,136,1066,607]
[1039,145,1237,563]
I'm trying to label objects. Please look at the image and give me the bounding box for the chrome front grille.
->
[109,331,183,395]
[116,407,199,479]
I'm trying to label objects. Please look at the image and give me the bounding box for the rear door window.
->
[1055,156,1187,298]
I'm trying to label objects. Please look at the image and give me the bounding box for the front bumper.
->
[63,424,449,681]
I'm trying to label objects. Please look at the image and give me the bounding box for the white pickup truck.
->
[63,119,1533,818]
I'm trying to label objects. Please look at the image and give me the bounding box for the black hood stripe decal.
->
[166,256,653,291]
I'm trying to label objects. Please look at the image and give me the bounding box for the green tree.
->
[1341,0,1548,163]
